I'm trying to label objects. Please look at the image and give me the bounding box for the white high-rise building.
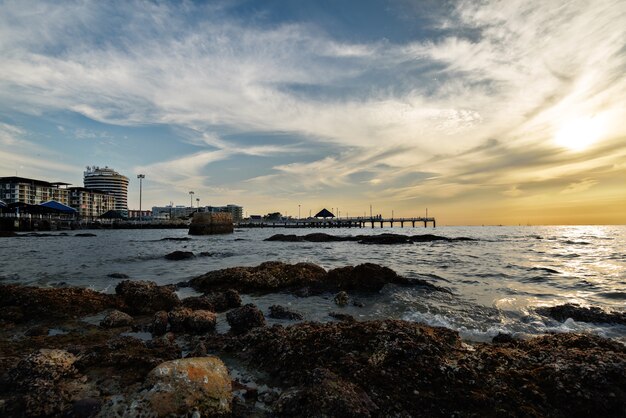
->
[83,166,129,214]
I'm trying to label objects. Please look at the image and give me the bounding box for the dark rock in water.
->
[226,304,265,334]
[72,398,101,418]
[268,305,303,320]
[107,272,130,279]
[0,284,122,321]
[152,311,168,336]
[160,237,191,241]
[226,319,626,417]
[537,303,626,325]
[100,310,133,328]
[303,232,348,242]
[164,250,195,260]
[334,291,349,306]
[190,261,327,294]
[0,230,17,237]
[115,280,180,315]
[265,232,475,245]
[168,308,217,334]
[265,234,305,242]
[358,233,412,245]
[492,333,517,344]
[325,263,407,292]
[182,289,242,312]
[74,233,97,237]
[328,312,355,322]
[406,278,452,294]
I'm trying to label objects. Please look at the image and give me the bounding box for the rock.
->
[164,250,195,260]
[182,289,242,312]
[226,320,626,417]
[0,230,17,237]
[71,398,101,418]
[100,309,133,328]
[25,325,49,336]
[124,357,232,417]
[115,280,180,314]
[329,311,355,322]
[492,333,517,344]
[152,311,169,336]
[265,234,305,242]
[334,291,349,306]
[168,308,217,334]
[268,305,303,320]
[265,232,475,244]
[190,261,327,294]
[107,272,129,279]
[325,263,407,292]
[226,304,266,334]
[10,349,78,384]
[0,284,122,321]
[74,233,97,237]
[188,212,234,235]
[537,303,626,325]
[358,233,412,245]
[160,237,191,241]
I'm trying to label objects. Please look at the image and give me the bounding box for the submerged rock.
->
[226,304,266,334]
[182,289,242,312]
[107,272,130,279]
[115,280,180,315]
[100,310,133,328]
[265,232,475,244]
[268,305,303,321]
[325,263,407,292]
[164,250,195,260]
[334,291,349,306]
[537,303,626,325]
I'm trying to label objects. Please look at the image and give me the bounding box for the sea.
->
[1,225,625,344]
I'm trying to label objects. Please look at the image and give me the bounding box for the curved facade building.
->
[83,166,129,213]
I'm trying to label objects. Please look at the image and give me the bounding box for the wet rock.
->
[107,272,129,279]
[492,332,517,344]
[0,284,122,321]
[100,309,133,328]
[10,348,78,384]
[358,233,412,245]
[182,289,242,312]
[268,305,303,320]
[25,325,49,336]
[537,303,626,325]
[160,237,191,241]
[276,368,378,417]
[227,304,266,334]
[325,263,407,292]
[168,308,217,334]
[190,261,327,294]
[115,280,180,314]
[164,250,195,260]
[329,311,356,322]
[265,232,475,244]
[105,357,231,417]
[265,234,305,242]
[334,291,349,306]
[152,310,169,336]
[226,320,626,417]
[71,398,101,418]
[0,230,17,237]
[74,233,97,237]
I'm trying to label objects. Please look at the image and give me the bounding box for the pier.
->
[237,216,436,229]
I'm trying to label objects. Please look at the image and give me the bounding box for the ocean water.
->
[1,225,625,343]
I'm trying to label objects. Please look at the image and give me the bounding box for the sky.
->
[0,0,625,225]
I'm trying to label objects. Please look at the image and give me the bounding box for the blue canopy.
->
[39,200,77,214]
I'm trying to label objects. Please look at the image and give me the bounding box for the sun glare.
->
[554,116,605,151]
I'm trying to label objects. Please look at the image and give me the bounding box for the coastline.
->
[1,262,625,417]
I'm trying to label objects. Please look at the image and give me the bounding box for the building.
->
[83,166,129,214]
[68,187,115,219]
[151,205,195,220]
[0,176,70,206]
[205,204,243,222]
[127,209,152,220]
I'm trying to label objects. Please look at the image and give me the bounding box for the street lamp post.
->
[196,198,200,210]
[137,174,145,224]
[189,191,194,210]
[298,204,301,220]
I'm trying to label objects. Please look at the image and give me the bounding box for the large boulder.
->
[164,250,195,260]
[115,280,180,315]
[226,304,265,334]
[188,212,234,235]
[102,357,232,417]
[537,303,626,325]
[324,263,407,292]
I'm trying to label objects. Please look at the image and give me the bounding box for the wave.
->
[599,291,626,300]
[528,266,560,274]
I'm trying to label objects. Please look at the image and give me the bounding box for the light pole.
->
[196,198,200,210]
[189,191,194,210]
[298,204,301,220]
[137,174,145,224]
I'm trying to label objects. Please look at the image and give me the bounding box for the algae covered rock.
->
[168,307,217,334]
[100,309,133,328]
[226,303,265,334]
[105,357,232,417]
[115,280,180,314]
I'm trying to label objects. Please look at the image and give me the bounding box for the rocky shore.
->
[265,232,475,245]
[1,262,625,417]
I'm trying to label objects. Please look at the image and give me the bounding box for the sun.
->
[554,116,605,151]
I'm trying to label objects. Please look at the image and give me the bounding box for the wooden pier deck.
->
[237,217,436,228]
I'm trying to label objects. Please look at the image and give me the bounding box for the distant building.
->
[68,187,115,219]
[0,176,70,205]
[205,204,243,222]
[128,209,152,220]
[83,166,129,214]
[151,205,195,220]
